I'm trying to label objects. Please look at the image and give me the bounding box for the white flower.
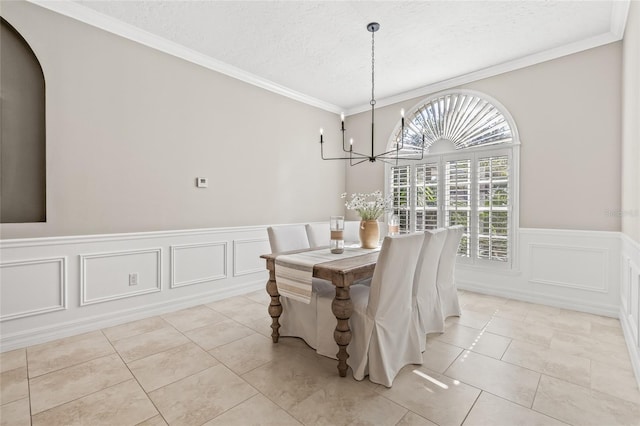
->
[342,190,392,221]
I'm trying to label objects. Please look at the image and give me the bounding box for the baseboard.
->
[457,279,620,317]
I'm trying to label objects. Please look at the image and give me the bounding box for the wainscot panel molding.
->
[0,256,67,321]
[620,233,640,388]
[170,242,227,288]
[0,226,270,351]
[233,238,271,277]
[80,248,162,305]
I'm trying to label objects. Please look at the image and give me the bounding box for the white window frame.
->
[384,90,520,270]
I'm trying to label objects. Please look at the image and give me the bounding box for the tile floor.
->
[1,290,639,426]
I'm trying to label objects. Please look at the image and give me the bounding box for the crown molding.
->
[26,0,343,114]
[26,0,629,118]
[346,0,631,115]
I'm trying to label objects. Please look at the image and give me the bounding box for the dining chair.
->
[343,220,361,244]
[437,225,464,319]
[267,224,310,253]
[315,233,425,387]
[267,225,333,349]
[413,227,448,349]
[305,222,330,248]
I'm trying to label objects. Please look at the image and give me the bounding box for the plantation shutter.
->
[390,165,410,232]
[445,159,471,257]
[415,163,439,230]
[477,155,510,262]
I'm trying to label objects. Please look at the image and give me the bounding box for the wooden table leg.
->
[266,269,282,343]
[331,286,353,377]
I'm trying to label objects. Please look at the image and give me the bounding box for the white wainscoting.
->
[0,226,270,351]
[620,233,640,388]
[457,228,621,316]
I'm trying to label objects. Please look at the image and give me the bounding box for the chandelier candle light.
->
[319,22,426,166]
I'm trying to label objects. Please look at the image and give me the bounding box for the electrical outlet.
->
[129,273,138,286]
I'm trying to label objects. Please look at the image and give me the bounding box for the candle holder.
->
[330,216,345,254]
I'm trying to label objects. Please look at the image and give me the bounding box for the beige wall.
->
[622,0,640,244]
[346,42,622,232]
[0,1,345,239]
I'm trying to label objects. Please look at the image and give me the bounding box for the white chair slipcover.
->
[343,220,361,244]
[267,225,333,348]
[315,233,425,387]
[267,225,310,253]
[414,228,448,349]
[305,222,330,248]
[437,225,464,319]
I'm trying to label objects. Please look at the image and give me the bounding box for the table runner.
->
[275,246,380,304]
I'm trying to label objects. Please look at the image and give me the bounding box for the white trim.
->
[0,224,269,248]
[611,0,631,39]
[170,241,228,288]
[233,238,270,277]
[0,256,67,321]
[25,0,341,114]
[79,248,162,306]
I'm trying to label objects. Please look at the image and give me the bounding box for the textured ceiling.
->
[67,0,623,112]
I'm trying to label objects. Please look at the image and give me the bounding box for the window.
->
[386,90,519,267]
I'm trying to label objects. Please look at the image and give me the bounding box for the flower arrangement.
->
[341,190,392,221]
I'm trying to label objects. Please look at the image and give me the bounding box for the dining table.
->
[261,247,380,377]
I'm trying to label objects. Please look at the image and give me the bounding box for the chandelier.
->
[319,22,425,166]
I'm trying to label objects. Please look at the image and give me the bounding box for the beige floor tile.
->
[421,339,464,373]
[209,333,277,375]
[0,367,28,405]
[245,316,276,339]
[242,341,338,410]
[376,365,480,426]
[149,364,257,426]
[525,309,592,334]
[203,394,302,425]
[112,326,190,363]
[29,353,132,414]
[184,318,255,350]
[435,324,511,359]
[244,289,271,305]
[206,295,256,315]
[0,349,26,373]
[587,321,627,345]
[485,317,555,347]
[463,392,568,426]
[31,379,158,426]
[161,305,227,332]
[463,302,528,322]
[550,331,633,370]
[0,397,31,426]
[533,375,640,426]
[447,310,494,330]
[289,375,407,426]
[128,342,219,392]
[136,415,168,426]
[502,340,591,387]
[207,298,268,326]
[27,331,115,377]
[396,411,438,426]
[590,360,640,405]
[445,351,540,407]
[102,316,170,342]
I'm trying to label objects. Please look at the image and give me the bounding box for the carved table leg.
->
[332,286,353,377]
[266,269,282,343]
